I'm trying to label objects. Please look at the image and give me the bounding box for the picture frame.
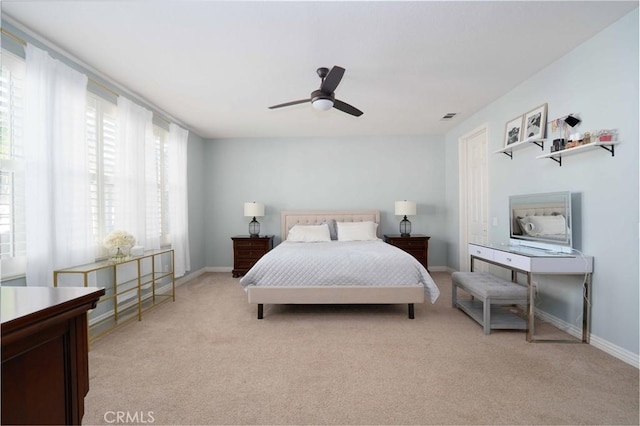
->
[504,115,524,147]
[523,103,548,141]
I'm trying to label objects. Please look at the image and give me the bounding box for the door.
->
[459,125,489,272]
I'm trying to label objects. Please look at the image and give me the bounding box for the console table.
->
[1,286,105,425]
[468,243,593,343]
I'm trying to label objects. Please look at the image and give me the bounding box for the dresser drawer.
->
[493,250,530,271]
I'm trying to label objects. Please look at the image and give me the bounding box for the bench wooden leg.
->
[408,303,415,319]
[257,304,263,319]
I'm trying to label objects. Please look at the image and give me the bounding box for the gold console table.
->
[54,249,175,341]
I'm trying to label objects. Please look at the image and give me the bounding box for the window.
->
[87,93,117,257]
[0,50,26,278]
[1,50,173,275]
[87,92,171,257]
[154,125,171,246]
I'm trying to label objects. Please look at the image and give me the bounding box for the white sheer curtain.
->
[114,96,160,250]
[168,123,190,277]
[23,44,92,286]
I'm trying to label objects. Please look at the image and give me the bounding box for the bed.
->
[239,210,440,319]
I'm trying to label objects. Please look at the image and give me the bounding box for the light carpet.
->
[83,272,639,425]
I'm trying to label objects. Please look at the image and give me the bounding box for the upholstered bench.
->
[451,272,528,335]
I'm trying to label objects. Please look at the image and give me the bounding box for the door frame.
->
[458,123,489,272]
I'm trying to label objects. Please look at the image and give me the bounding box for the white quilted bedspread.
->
[239,241,440,303]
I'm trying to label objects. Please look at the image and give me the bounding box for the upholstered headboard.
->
[280,210,381,241]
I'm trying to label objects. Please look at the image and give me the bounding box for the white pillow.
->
[336,221,379,241]
[287,224,331,242]
[519,215,566,236]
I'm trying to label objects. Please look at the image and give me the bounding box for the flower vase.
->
[110,247,127,263]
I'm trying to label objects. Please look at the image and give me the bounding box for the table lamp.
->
[395,200,416,237]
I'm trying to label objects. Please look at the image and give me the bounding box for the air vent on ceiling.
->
[441,112,457,120]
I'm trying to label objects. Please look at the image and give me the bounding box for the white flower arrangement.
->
[103,230,136,250]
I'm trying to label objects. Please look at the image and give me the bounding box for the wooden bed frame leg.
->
[257,304,263,319]
[408,303,415,319]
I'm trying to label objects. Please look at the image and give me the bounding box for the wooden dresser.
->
[383,234,430,271]
[232,235,274,277]
[1,286,105,425]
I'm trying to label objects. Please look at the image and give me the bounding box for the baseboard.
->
[205,266,233,273]
[428,265,449,272]
[176,267,209,286]
[535,309,639,369]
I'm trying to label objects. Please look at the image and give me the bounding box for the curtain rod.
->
[1,27,172,127]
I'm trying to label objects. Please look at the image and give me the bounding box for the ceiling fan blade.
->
[268,99,310,109]
[320,66,345,94]
[333,99,363,117]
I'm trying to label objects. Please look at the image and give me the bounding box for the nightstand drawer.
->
[389,239,426,249]
[235,259,260,269]
[235,239,269,249]
[236,249,268,259]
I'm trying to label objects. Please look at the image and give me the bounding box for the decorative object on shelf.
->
[550,113,581,141]
[395,200,416,237]
[597,129,615,142]
[551,138,566,152]
[504,114,524,147]
[244,201,265,237]
[103,230,135,262]
[564,114,581,128]
[523,103,548,141]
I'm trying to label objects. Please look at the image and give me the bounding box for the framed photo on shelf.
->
[504,115,523,147]
[523,103,548,141]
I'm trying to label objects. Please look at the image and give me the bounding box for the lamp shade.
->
[395,201,416,216]
[244,202,265,217]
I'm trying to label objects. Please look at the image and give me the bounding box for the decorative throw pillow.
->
[287,223,332,242]
[336,221,379,241]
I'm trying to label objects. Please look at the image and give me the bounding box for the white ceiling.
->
[2,1,637,139]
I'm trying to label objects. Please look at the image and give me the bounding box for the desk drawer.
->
[469,244,494,261]
[493,250,530,271]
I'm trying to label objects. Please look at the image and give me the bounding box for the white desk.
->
[468,243,593,343]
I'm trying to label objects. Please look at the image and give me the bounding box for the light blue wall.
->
[203,135,447,268]
[444,10,639,355]
[186,132,207,275]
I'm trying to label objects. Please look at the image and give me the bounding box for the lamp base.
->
[248,217,260,237]
[399,216,412,237]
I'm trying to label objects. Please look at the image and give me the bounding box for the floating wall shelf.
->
[536,141,620,167]
[494,139,545,159]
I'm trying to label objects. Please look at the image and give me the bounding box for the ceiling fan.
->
[268,66,363,117]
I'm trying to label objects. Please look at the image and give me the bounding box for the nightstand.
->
[383,234,430,271]
[231,235,274,277]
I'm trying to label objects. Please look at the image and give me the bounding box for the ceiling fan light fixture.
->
[312,98,334,111]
